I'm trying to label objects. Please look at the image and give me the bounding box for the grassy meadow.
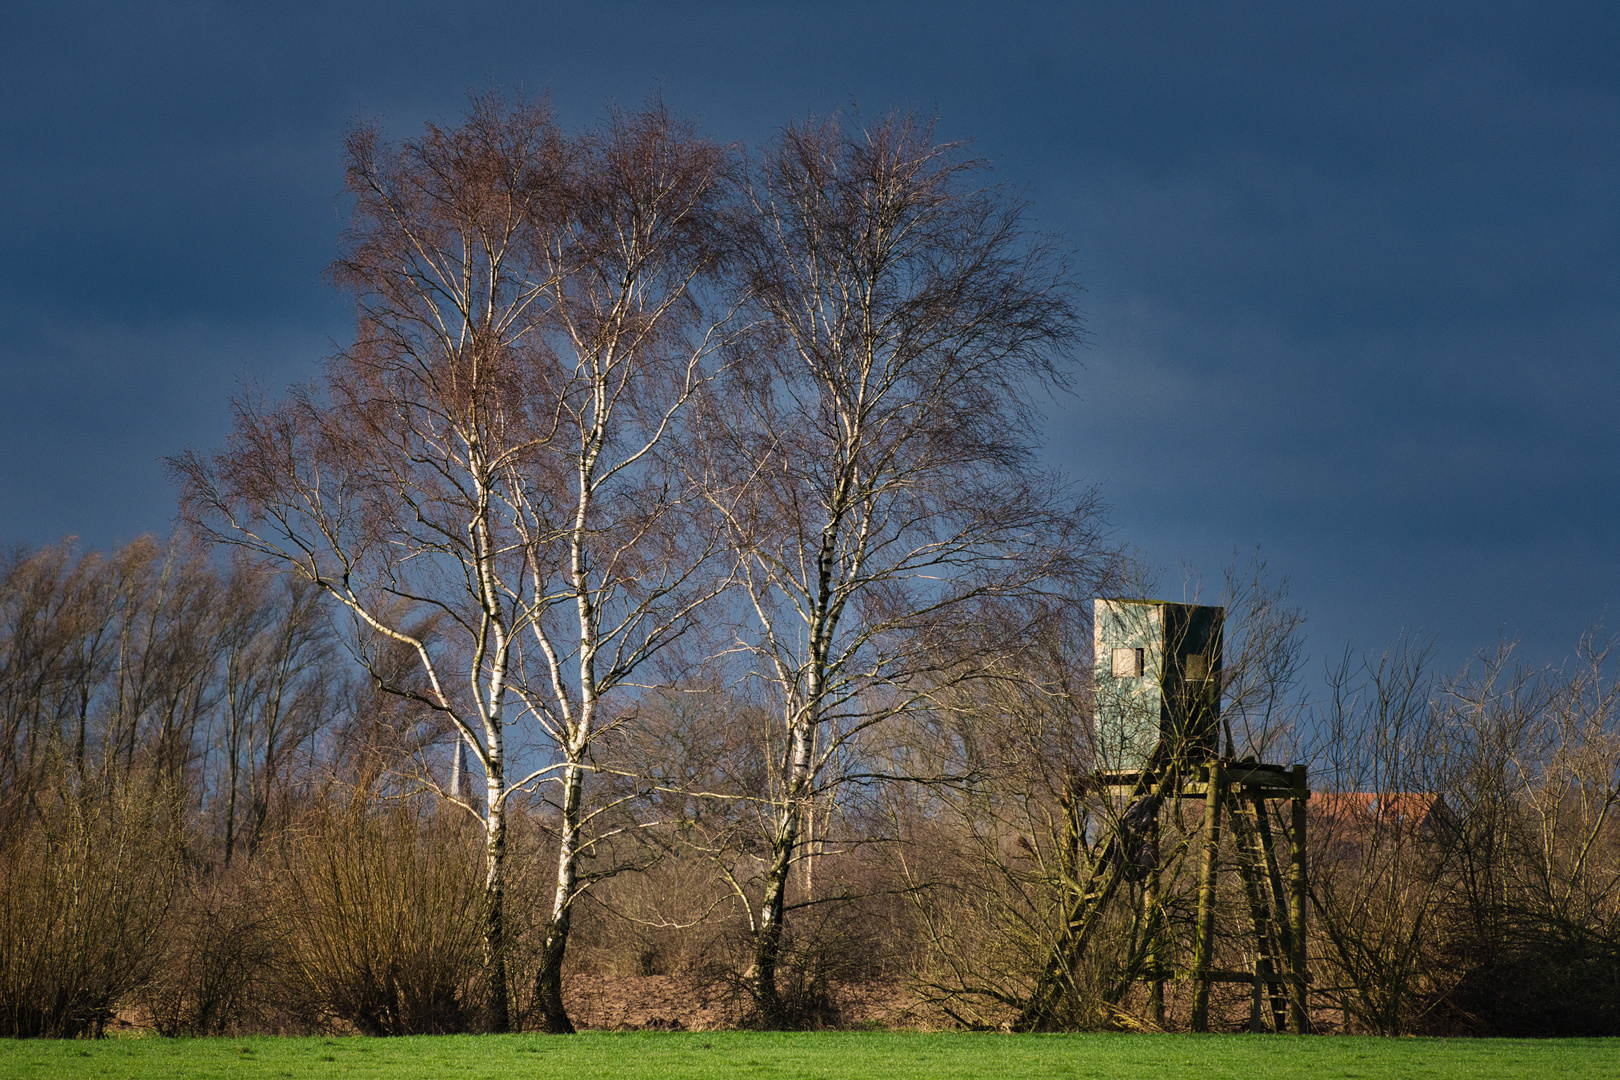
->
[2,1032,1617,1080]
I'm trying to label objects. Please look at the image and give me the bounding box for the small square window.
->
[1112,647,1145,678]
[1185,654,1208,680]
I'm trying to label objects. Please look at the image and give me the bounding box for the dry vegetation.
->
[3,538,1617,1037]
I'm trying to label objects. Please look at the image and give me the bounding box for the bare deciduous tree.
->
[217,567,338,867]
[515,102,736,1034]
[176,95,568,1028]
[707,109,1104,1025]
[174,94,735,1032]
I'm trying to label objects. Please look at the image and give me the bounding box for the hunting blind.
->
[1094,599,1223,772]
[1012,599,1309,1034]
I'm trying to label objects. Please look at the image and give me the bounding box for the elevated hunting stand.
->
[1015,600,1309,1033]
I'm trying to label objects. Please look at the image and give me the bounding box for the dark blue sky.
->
[3,1,1616,686]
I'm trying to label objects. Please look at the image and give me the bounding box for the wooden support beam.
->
[1135,968,1310,985]
[1145,812,1165,1028]
[1221,765,1298,790]
[1288,763,1310,1034]
[1190,761,1224,1032]
[1250,958,1270,1033]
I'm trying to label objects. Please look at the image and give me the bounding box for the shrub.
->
[272,796,484,1035]
[0,772,183,1037]
[140,868,280,1036]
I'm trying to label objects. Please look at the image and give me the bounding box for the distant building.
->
[1311,791,1458,860]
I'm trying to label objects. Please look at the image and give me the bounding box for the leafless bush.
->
[140,867,280,1036]
[0,767,183,1037]
[1427,635,1620,1035]
[897,600,1121,1030]
[1307,632,1620,1036]
[272,796,484,1035]
[1306,638,1458,1035]
[908,770,1211,1031]
[569,856,743,979]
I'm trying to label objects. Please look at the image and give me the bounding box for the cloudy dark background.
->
[3,1,1616,690]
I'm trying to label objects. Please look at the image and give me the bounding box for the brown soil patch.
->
[560,973,938,1031]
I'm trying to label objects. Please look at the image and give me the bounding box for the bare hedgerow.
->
[270,795,485,1035]
[0,763,184,1038]
[139,865,281,1036]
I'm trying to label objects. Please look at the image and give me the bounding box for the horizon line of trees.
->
[4,538,1616,1037]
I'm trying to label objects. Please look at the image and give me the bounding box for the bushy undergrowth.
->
[139,868,279,1036]
[4,538,1619,1038]
[273,797,486,1035]
[0,769,183,1037]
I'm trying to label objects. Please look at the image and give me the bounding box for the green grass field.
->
[3,1031,1617,1080]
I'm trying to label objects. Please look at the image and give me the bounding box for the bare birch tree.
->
[514,103,736,1033]
[176,95,569,1028]
[175,94,734,1032]
[709,110,1103,1024]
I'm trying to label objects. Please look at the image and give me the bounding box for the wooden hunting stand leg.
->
[1250,957,1270,1033]
[1288,764,1309,1034]
[1145,812,1164,1027]
[1191,762,1224,1032]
